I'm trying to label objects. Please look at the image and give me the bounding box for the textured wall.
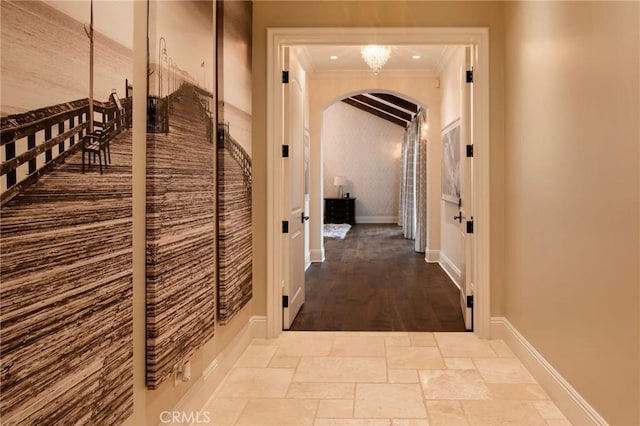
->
[322,101,404,222]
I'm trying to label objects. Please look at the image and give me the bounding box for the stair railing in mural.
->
[217,122,252,194]
[1,95,132,205]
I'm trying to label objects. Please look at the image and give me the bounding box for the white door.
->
[458,46,475,330]
[282,48,306,329]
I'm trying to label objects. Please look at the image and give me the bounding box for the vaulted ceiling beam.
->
[341,98,407,128]
[352,94,413,122]
[370,93,419,114]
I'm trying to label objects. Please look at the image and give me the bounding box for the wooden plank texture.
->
[217,135,252,325]
[145,84,216,389]
[0,129,133,424]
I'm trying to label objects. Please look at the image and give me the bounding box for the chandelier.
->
[360,45,391,73]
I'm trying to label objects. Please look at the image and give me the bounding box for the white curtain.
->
[414,111,427,253]
[398,109,427,252]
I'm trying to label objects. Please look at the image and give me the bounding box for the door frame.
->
[266,26,491,338]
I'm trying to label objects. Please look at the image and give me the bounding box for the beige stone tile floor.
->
[203,332,571,426]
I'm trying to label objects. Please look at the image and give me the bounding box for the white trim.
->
[310,248,325,263]
[355,216,398,224]
[267,27,491,339]
[438,252,463,292]
[424,250,440,263]
[166,316,267,425]
[491,317,608,426]
[305,255,311,271]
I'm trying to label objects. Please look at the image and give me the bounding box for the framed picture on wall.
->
[441,119,461,203]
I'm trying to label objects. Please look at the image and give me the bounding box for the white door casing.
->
[266,27,491,338]
[282,48,306,329]
[304,130,312,270]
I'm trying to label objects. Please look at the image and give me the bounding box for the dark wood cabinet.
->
[324,198,356,225]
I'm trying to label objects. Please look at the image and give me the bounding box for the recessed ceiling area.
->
[295,45,451,74]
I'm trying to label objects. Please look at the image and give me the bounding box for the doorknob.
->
[453,212,465,223]
[301,212,310,223]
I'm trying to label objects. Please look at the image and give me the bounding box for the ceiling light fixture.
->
[330,55,338,60]
[412,55,421,60]
[360,45,391,74]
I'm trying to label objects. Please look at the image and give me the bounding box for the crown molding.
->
[309,68,441,80]
[293,46,315,73]
[436,45,459,75]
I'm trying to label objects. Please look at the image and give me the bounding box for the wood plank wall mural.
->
[145,0,216,389]
[0,0,133,423]
[216,0,253,325]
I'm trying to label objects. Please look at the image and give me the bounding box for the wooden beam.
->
[341,98,407,128]
[370,93,418,114]
[352,95,413,122]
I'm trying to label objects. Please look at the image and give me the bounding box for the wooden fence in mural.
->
[0,100,133,424]
[1,96,132,205]
[146,83,216,388]
[217,125,252,324]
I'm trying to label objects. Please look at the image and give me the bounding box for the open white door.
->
[282,47,306,329]
[458,46,475,330]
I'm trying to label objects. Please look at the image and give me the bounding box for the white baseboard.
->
[424,249,440,263]
[438,252,462,292]
[355,216,398,224]
[310,248,325,263]
[491,317,607,426]
[166,316,267,426]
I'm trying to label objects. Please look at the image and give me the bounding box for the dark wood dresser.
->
[324,198,356,225]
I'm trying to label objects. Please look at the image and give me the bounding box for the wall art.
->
[146,0,216,389]
[0,0,133,422]
[216,0,253,325]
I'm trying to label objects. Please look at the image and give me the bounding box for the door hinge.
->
[466,219,474,234]
[466,295,474,308]
[466,69,473,83]
[282,70,289,84]
[282,145,289,158]
[282,220,289,233]
[282,295,289,308]
[466,144,474,158]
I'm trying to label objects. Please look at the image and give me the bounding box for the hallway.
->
[203,331,570,425]
[291,224,465,331]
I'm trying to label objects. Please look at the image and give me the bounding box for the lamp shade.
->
[333,176,346,186]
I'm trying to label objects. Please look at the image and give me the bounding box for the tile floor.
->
[203,332,572,426]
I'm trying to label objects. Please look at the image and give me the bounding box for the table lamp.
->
[334,175,346,198]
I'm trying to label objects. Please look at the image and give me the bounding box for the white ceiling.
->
[294,45,451,74]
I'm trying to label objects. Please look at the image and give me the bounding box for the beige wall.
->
[503,2,640,424]
[252,0,507,317]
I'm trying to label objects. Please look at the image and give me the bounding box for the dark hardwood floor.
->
[290,224,466,332]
